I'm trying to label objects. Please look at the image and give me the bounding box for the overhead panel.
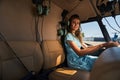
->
[51,0,120,21]
[51,0,98,21]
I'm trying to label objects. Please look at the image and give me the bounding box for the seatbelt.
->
[0,32,35,80]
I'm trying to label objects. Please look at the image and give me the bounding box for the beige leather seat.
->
[0,41,43,80]
[41,40,90,80]
[90,47,120,80]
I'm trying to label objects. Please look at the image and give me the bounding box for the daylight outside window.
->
[102,15,120,42]
[81,21,105,46]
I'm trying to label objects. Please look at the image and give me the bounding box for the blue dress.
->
[64,33,98,71]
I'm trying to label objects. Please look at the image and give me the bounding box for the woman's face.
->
[70,18,80,32]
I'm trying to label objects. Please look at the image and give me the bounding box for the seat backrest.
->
[90,47,120,80]
[0,41,43,80]
[41,40,65,70]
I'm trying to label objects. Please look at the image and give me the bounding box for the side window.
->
[102,15,120,42]
[81,21,105,45]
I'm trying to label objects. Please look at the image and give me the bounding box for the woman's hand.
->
[103,41,120,48]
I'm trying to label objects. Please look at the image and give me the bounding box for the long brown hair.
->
[67,14,83,44]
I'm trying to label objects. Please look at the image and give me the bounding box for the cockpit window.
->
[81,21,105,45]
[102,15,120,42]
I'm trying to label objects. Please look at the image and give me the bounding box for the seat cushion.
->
[49,67,90,80]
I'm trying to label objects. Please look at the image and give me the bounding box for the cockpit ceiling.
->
[51,0,120,21]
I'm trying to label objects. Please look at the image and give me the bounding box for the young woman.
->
[64,14,119,71]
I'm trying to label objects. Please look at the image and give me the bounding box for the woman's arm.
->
[81,43,88,48]
[67,40,119,56]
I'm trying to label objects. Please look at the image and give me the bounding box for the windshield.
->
[81,15,120,45]
[81,21,105,46]
[102,15,120,42]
